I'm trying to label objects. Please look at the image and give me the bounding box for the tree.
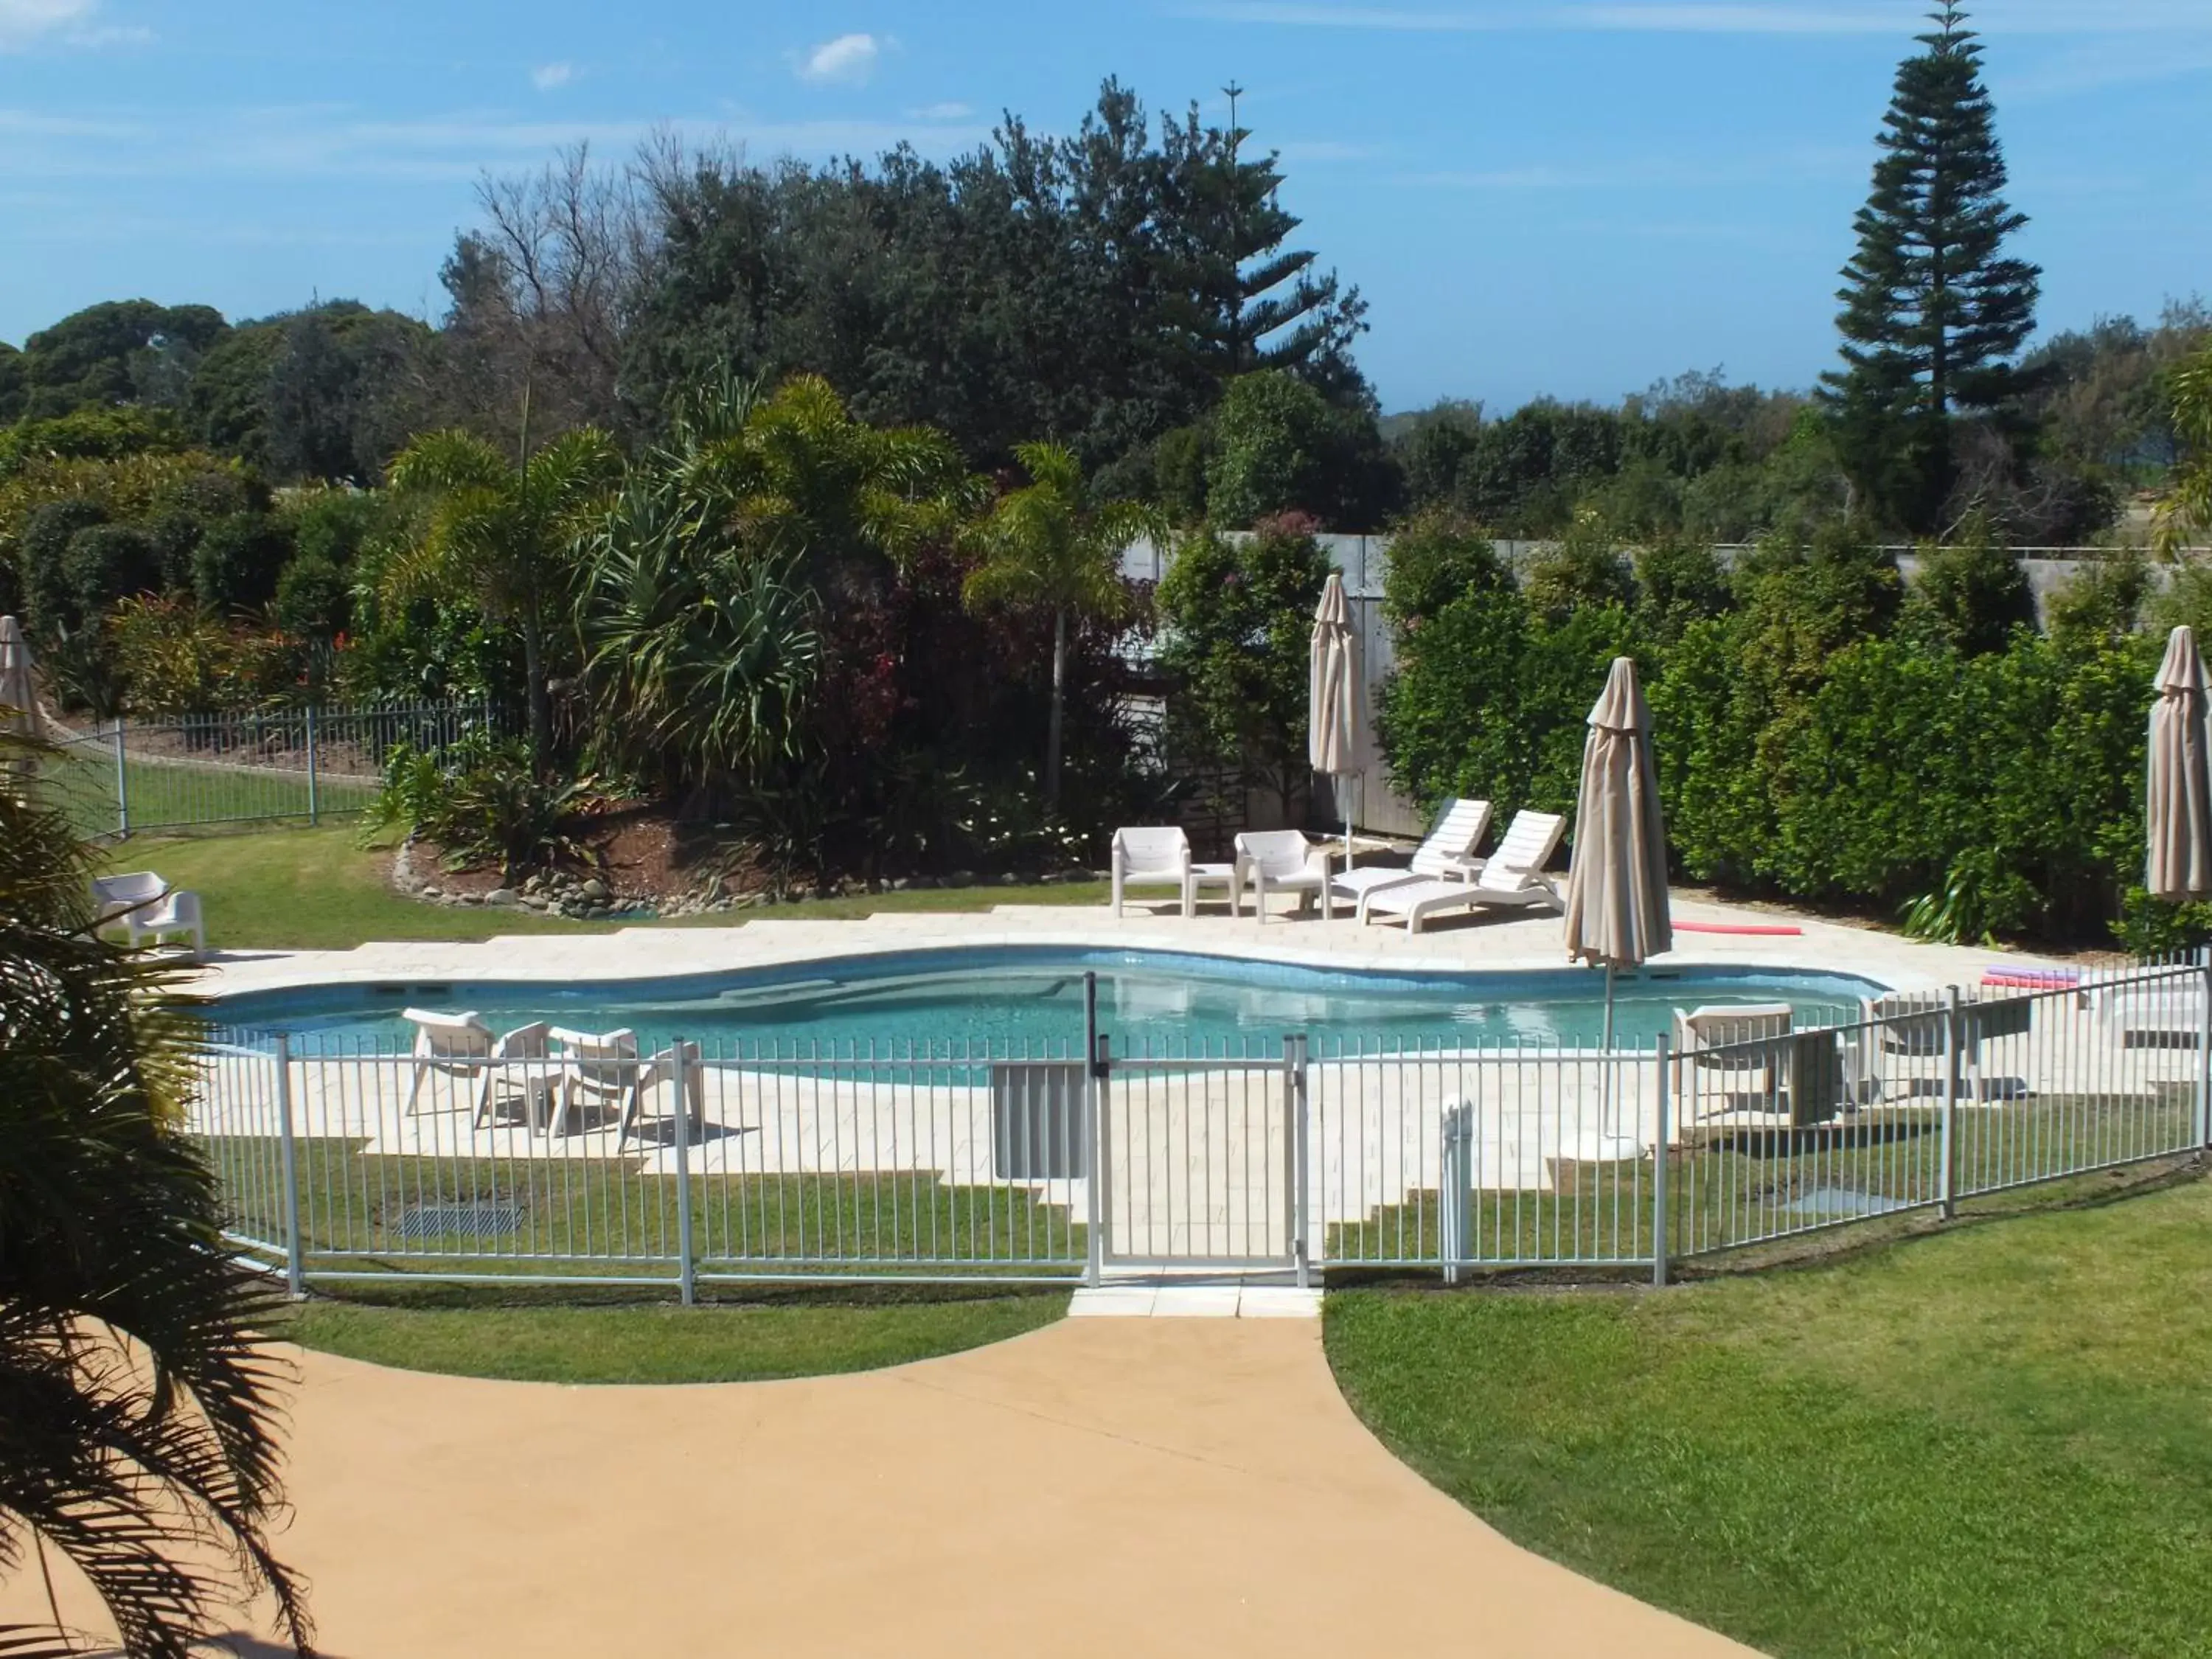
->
[18,302,230,421]
[386,425,622,756]
[0,728,311,1658]
[962,442,1150,812]
[1820,5,2040,532]
[1156,514,1331,821]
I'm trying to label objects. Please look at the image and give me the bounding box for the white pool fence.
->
[195,956,2212,1296]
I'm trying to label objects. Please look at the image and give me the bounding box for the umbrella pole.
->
[1601,963,1617,1138]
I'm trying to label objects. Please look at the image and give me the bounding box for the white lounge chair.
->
[1111,826,1235,917]
[400,1009,557,1129]
[1675,1003,1794,1113]
[1356,810,1567,935]
[90,871,206,956]
[548,1026,705,1149]
[1233,830,1338,922]
[1329,797,1492,914]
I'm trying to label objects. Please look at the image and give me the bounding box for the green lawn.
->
[50,745,380,839]
[1326,1170,2212,1659]
[114,824,1110,951]
[278,1287,1068,1383]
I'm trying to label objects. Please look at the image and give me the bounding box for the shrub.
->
[272,554,349,639]
[364,734,602,879]
[1522,508,1634,622]
[1902,516,2036,655]
[61,522,162,621]
[191,512,295,611]
[18,496,109,633]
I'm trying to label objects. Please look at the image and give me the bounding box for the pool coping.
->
[187,893,2062,1008]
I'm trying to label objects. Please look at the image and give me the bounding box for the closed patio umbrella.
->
[2147,625,2212,902]
[1563,656,1673,1052]
[1308,571,1363,856]
[0,614,38,740]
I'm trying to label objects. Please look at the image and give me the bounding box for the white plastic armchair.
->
[401,1009,557,1128]
[549,1026,705,1149]
[1112,826,1194,918]
[90,871,206,955]
[1233,830,1335,923]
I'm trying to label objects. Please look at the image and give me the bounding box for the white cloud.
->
[908,100,973,120]
[797,32,882,85]
[531,61,575,92]
[0,0,147,50]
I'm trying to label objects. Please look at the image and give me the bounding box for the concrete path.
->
[14,1319,1761,1658]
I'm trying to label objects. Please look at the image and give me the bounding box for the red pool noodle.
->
[1674,921,1804,936]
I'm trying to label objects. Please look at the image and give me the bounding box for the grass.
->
[50,745,379,839]
[1326,1168,2212,1659]
[114,824,1111,951]
[275,1286,1068,1384]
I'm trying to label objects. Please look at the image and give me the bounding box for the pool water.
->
[214,947,1879,1055]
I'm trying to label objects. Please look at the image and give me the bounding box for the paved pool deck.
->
[191,886,2059,999]
[10,1317,1761,1659]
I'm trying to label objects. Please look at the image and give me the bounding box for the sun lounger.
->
[90,870,206,956]
[1329,797,1492,912]
[1355,810,1566,934]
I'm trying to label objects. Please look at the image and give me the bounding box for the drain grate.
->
[1784,1186,1910,1218]
[395,1202,524,1239]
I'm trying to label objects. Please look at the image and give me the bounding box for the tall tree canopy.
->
[1820,4,2040,533]
[16,302,230,422]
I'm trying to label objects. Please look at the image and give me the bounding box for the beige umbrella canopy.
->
[1564,656,1673,1046]
[0,614,39,740]
[1308,571,1363,853]
[2147,625,2212,902]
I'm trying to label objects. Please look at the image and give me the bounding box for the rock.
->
[420,885,442,899]
[889,877,912,891]
[462,892,484,905]
[580,877,610,902]
[522,894,552,911]
[947,871,975,889]
[484,888,518,906]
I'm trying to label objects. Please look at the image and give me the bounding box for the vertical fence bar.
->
[670,1039,695,1304]
[111,716,130,838]
[1441,1097,1472,1285]
[274,1036,305,1298]
[1290,1034,1311,1287]
[1084,974,1103,1287]
[304,703,320,827]
[1651,1034,1672,1287]
[1941,987,1963,1220]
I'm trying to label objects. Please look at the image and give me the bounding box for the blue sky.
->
[2,0,2208,413]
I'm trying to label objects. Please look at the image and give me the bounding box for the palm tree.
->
[385,425,622,757]
[0,728,310,1659]
[962,442,1154,812]
[2157,341,2212,558]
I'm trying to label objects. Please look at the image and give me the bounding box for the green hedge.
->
[1376,517,2161,945]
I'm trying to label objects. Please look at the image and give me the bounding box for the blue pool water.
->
[214,947,1882,1054]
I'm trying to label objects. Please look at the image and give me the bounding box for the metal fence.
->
[193,959,2211,1296]
[44,700,491,837]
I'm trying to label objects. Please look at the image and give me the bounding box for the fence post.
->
[1941,986,1963,1220]
[2197,949,2212,1152]
[1440,1098,1472,1286]
[274,1036,306,1300]
[111,715,130,838]
[670,1038,696,1306]
[1652,1034,1672,1287]
[1091,1031,1113,1279]
[304,704,320,827]
[1084,974,1103,1287]
[1290,1034,1311,1290]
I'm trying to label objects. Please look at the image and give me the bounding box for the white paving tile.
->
[1150,1285,1245,1318]
[1068,1287,1158,1318]
[1237,1286,1323,1319]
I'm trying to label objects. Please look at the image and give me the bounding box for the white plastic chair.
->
[91,871,206,956]
[1234,830,1335,922]
[1112,826,1195,918]
[1674,1003,1794,1116]
[1356,810,1567,934]
[400,1009,557,1129]
[548,1026,705,1149]
[1329,798,1492,913]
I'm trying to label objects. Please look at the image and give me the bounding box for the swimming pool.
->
[213,947,1882,1054]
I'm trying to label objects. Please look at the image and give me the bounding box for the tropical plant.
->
[364,734,602,878]
[961,441,1150,811]
[0,727,311,1658]
[384,424,621,756]
[2155,341,2212,558]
